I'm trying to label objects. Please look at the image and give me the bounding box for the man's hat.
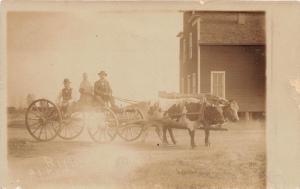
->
[63,78,71,83]
[98,71,107,76]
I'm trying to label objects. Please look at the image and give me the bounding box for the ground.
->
[6,113,265,189]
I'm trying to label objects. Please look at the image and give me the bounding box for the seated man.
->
[57,78,73,117]
[94,70,117,108]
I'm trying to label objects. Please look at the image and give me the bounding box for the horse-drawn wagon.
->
[25,98,148,143]
[25,93,239,147]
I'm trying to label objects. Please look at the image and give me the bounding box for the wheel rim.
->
[25,99,61,141]
[118,108,144,141]
[58,112,85,140]
[118,124,144,141]
[87,107,119,143]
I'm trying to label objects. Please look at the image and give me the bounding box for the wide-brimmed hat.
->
[98,71,107,76]
[63,78,71,83]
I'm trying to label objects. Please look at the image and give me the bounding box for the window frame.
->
[210,71,226,98]
[187,74,191,94]
[180,77,185,94]
[189,32,193,59]
[183,38,186,63]
[238,13,246,25]
[192,73,197,94]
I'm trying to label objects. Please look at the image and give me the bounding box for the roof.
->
[176,32,183,38]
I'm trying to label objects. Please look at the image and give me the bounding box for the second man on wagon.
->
[79,72,93,106]
[94,70,118,109]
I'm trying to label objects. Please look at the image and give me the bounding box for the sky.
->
[7,11,182,107]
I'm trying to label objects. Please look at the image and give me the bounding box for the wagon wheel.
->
[25,99,61,141]
[118,108,145,142]
[57,111,85,140]
[87,107,119,143]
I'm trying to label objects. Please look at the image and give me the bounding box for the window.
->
[211,71,225,98]
[192,73,197,94]
[183,39,186,63]
[238,13,246,25]
[187,75,191,94]
[180,77,185,94]
[189,32,193,59]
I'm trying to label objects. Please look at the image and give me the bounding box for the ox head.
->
[221,100,239,122]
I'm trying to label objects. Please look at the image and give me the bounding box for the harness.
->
[166,101,228,128]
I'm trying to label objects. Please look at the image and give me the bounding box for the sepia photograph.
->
[4,9,267,189]
[2,1,300,189]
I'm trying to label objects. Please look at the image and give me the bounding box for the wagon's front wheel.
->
[87,107,119,143]
[118,108,144,142]
[25,99,61,141]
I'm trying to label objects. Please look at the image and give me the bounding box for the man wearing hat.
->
[94,71,116,108]
[57,78,73,115]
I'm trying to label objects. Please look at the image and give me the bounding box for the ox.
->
[148,97,239,147]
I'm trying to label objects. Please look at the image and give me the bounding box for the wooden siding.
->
[187,11,265,45]
[179,37,184,93]
[180,12,266,112]
[180,21,198,94]
[200,45,266,112]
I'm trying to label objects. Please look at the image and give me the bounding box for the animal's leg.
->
[204,128,211,147]
[140,124,149,143]
[142,129,148,143]
[154,126,162,140]
[162,127,169,144]
[167,128,177,145]
[188,129,196,148]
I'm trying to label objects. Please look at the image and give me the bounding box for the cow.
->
[147,97,239,148]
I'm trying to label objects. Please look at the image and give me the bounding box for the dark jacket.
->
[62,88,72,101]
[94,79,112,100]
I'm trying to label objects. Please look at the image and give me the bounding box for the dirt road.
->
[6,120,265,189]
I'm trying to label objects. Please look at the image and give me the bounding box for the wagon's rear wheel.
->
[25,99,61,141]
[118,108,144,142]
[87,107,119,143]
[57,112,85,140]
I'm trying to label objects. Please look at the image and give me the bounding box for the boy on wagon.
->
[57,78,73,116]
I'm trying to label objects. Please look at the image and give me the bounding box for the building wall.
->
[200,45,265,112]
[179,37,184,93]
[180,15,198,94]
[179,11,266,112]
[198,12,265,44]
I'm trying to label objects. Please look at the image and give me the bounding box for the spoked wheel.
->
[57,112,85,140]
[87,107,119,143]
[25,99,61,141]
[118,108,145,142]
